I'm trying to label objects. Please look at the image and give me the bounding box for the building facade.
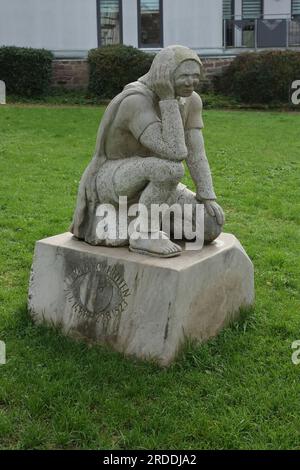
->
[1,1,299,89]
[0,0,223,58]
[0,0,299,58]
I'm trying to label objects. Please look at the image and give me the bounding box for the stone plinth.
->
[28,233,254,366]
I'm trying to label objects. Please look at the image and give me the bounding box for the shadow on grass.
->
[3,302,258,379]
[175,306,257,370]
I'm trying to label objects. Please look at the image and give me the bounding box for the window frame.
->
[97,0,123,47]
[137,0,164,49]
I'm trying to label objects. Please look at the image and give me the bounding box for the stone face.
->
[0,80,5,105]
[29,232,254,366]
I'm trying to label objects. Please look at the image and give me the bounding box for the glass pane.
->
[140,0,161,47]
[223,1,234,47]
[223,0,233,19]
[289,18,300,45]
[242,0,262,19]
[100,0,120,46]
[292,0,300,16]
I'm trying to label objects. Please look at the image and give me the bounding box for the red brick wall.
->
[52,60,89,89]
[201,57,234,79]
[51,57,234,90]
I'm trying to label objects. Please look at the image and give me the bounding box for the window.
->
[292,0,300,17]
[223,0,235,47]
[242,0,262,19]
[138,0,163,48]
[290,0,300,46]
[97,0,122,46]
[223,0,234,19]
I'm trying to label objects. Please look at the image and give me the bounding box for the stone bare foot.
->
[129,231,182,258]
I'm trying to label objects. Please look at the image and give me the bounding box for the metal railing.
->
[224,18,300,49]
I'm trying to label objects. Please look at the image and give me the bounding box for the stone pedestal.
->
[28,232,254,366]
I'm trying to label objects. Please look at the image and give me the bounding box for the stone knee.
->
[151,160,185,186]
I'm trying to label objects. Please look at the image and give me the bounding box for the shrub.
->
[88,45,154,98]
[0,46,53,97]
[214,51,300,104]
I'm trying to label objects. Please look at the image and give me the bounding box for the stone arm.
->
[185,128,216,201]
[139,100,188,161]
[185,128,225,226]
[124,95,188,162]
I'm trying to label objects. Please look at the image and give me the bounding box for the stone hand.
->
[203,200,225,226]
[151,64,175,101]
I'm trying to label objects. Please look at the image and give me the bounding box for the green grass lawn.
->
[0,105,300,450]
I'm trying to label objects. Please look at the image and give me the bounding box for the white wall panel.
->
[163,0,223,50]
[122,0,138,47]
[0,0,98,53]
[264,0,291,19]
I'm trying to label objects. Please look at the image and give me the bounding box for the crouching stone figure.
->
[70,45,224,258]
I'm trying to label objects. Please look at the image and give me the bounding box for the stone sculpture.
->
[29,45,254,365]
[71,45,224,258]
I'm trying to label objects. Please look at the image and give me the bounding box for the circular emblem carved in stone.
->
[65,262,130,322]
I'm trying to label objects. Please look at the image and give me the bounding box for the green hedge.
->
[88,45,154,99]
[214,51,300,104]
[0,46,53,97]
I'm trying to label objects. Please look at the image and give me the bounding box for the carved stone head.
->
[138,45,203,98]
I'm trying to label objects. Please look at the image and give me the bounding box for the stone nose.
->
[184,76,193,86]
